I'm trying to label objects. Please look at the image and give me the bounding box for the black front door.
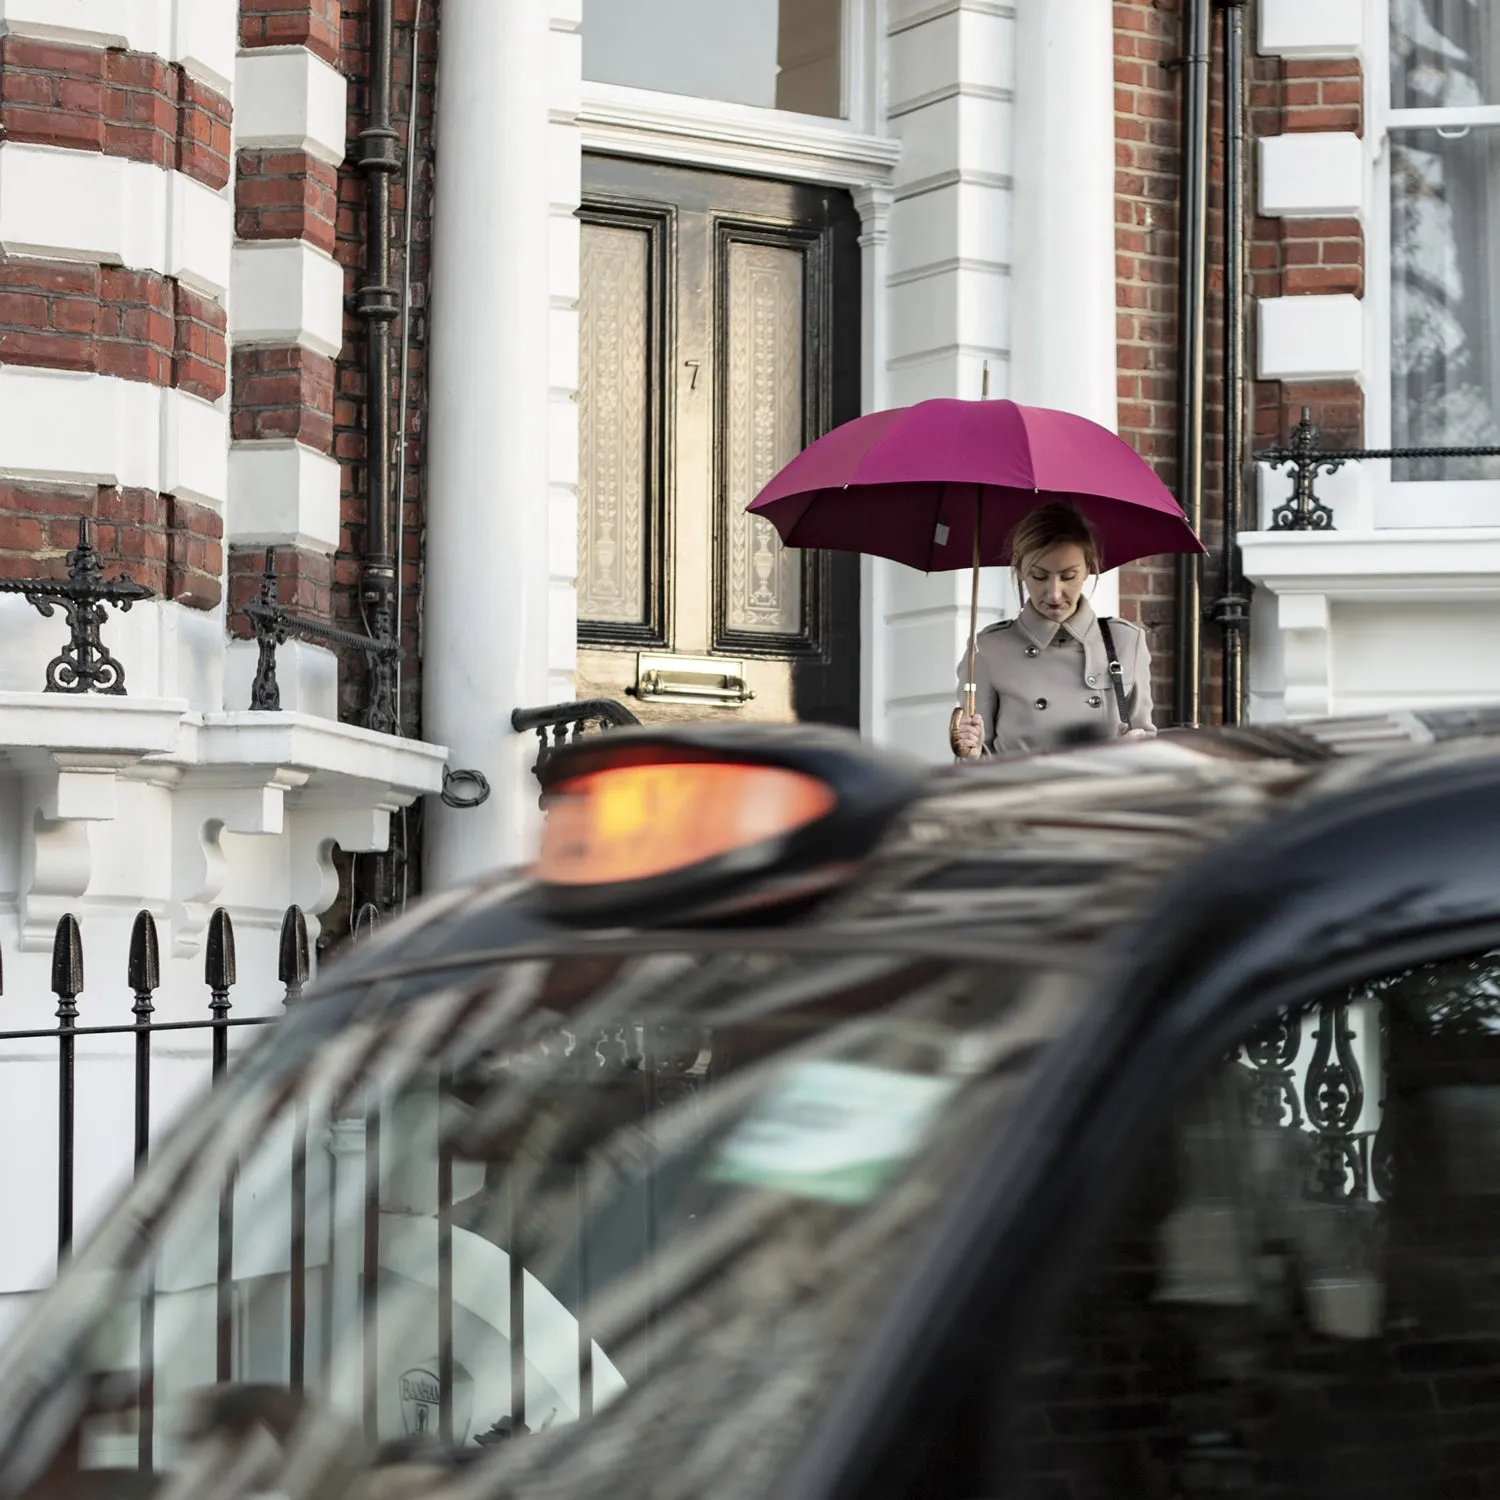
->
[575,155,861,728]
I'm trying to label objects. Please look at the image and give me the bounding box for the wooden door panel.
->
[576,156,860,728]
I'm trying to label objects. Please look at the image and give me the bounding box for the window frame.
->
[1366,0,1500,526]
[578,0,873,132]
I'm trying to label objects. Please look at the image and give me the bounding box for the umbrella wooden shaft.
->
[949,490,983,757]
[965,505,980,716]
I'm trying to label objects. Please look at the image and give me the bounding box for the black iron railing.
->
[1,904,311,1263]
[243,547,400,733]
[511,699,640,783]
[1257,408,1500,531]
[0,518,154,694]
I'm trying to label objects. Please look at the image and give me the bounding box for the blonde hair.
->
[1007,503,1102,587]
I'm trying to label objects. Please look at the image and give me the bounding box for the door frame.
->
[574,1,896,736]
[577,156,864,726]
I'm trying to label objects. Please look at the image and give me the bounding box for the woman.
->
[953,503,1155,759]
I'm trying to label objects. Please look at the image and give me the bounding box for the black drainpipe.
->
[1214,0,1250,725]
[1172,0,1211,726]
[357,0,401,735]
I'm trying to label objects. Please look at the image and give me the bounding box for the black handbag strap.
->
[1096,617,1129,727]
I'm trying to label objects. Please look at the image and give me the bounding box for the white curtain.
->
[1389,0,1500,479]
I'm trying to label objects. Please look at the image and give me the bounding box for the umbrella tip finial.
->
[981,360,990,401]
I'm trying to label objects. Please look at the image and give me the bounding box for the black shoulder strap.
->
[1096,617,1129,727]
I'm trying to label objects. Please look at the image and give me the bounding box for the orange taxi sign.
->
[535,761,837,887]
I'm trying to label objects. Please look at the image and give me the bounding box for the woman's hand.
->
[1117,726,1152,741]
[954,713,985,759]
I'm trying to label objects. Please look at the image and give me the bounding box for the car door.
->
[788,752,1500,1500]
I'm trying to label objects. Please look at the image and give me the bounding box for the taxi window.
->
[995,948,1500,1499]
[0,946,1087,1500]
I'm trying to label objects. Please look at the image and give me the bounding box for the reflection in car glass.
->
[0,948,1084,1500]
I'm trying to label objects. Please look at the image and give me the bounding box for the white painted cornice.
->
[579,84,899,189]
[1240,529,1500,601]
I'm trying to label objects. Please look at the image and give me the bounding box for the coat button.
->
[1034,697,1048,711]
[1088,694,1102,708]
[1024,646,1039,659]
[1086,674,1098,687]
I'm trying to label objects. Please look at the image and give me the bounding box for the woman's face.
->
[1021,541,1090,622]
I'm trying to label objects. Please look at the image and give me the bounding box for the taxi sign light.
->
[536,761,837,887]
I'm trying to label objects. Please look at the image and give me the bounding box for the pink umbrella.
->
[747,396,1205,750]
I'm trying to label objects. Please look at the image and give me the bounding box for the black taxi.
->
[2,709,1500,1500]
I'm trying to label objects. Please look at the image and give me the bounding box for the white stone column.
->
[1010,0,1120,612]
[424,0,553,889]
[1009,0,1117,429]
[878,0,1018,759]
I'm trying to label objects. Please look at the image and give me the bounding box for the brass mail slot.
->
[633,654,755,706]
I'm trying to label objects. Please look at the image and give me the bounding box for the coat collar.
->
[1016,596,1097,649]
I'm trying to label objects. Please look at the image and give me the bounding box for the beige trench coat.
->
[955,599,1155,755]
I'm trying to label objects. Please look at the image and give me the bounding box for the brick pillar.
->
[0,17,234,667]
[226,5,349,712]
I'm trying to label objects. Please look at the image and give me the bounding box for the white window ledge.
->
[0,693,447,955]
[1240,528,1500,600]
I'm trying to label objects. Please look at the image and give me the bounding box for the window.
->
[999,948,1500,1498]
[1387,2,1500,481]
[580,0,845,119]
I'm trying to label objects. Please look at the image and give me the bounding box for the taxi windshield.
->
[0,944,1086,1500]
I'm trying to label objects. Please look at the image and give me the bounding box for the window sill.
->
[1240,527,1500,601]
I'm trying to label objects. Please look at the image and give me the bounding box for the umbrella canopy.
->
[748,398,1204,573]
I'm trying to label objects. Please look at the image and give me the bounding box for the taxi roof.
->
[310,703,1500,1016]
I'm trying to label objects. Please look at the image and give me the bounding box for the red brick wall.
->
[0,40,231,615]
[1114,2,1246,727]
[332,0,439,735]
[0,260,227,400]
[0,482,223,609]
[1114,0,1193,723]
[240,0,343,67]
[1251,56,1366,455]
[236,150,340,254]
[0,37,231,191]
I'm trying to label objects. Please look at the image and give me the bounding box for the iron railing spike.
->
[205,908,238,992]
[50,914,84,1003]
[278,906,311,997]
[127,910,161,996]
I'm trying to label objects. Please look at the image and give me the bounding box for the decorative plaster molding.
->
[19,806,93,952]
[578,85,899,190]
[0,697,174,948]
[1277,591,1333,720]
[171,805,228,959]
[853,183,895,247]
[0,696,446,956]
